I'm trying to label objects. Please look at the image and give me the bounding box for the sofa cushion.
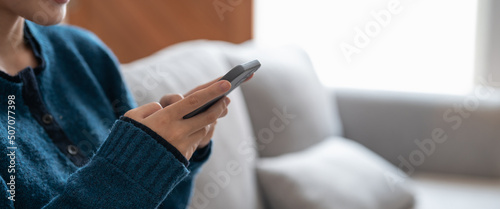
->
[412,172,500,209]
[256,136,415,209]
[120,40,263,209]
[224,44,343,157]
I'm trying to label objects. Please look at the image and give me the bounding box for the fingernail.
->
[219,81,230,92]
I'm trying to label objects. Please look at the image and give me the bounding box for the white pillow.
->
[121,40,264,209]
[223,43,344,157]
[256,136,415,209]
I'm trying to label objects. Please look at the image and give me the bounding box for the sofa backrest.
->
[336,88,500,177]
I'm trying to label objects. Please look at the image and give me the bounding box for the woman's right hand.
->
[123,80,231,160]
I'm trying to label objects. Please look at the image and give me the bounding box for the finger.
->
[160,94,184,107]
[168,80,231,118]
[220,107,229,118]
[198,122,216,148]
[184,97,228,133]
[184,76,222,96]
[187,125,211,146]
[219,97,230,118]
[124,102,163,120]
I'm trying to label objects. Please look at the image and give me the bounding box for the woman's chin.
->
[30,8,66,26]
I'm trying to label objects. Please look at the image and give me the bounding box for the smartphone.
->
[183,60,261,119]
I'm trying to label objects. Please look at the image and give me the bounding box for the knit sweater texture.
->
[0,20,210,209]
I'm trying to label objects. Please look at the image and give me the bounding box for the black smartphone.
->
[183,60,261,119]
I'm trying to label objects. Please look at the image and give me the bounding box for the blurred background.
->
[66,0,490,96]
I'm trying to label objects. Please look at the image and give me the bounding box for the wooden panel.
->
[67,0,253,63]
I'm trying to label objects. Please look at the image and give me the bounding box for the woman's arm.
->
[42,118,192,208]
[0,117,191,209]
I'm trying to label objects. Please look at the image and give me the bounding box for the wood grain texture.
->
[67,0,252,63]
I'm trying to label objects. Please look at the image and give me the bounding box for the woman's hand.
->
[175,74,252,148]
[124,80,231,160]
[158,93,228,150]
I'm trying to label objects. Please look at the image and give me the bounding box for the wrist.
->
[119,116,189,166]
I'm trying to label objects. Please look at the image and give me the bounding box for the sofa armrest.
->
[333,87,500,177]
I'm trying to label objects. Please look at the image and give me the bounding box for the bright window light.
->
[254,0,478,95]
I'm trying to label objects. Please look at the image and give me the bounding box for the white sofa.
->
[120,40,500,209]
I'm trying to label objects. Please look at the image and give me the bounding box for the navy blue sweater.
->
[0,20,210,208]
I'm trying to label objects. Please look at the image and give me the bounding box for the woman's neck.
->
[0,11,37,76]
[0,9,25,55]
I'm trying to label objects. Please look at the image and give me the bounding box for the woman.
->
[0,0,236,208]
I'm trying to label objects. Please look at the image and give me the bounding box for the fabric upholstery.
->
[256,136,415,209]
[224,44,343,157]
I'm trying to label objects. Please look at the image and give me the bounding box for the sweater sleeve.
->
[39,119,191,209]
[85,32,138,117]
[159,142,212,209]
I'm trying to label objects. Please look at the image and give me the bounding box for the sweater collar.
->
[0,20,46,83]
